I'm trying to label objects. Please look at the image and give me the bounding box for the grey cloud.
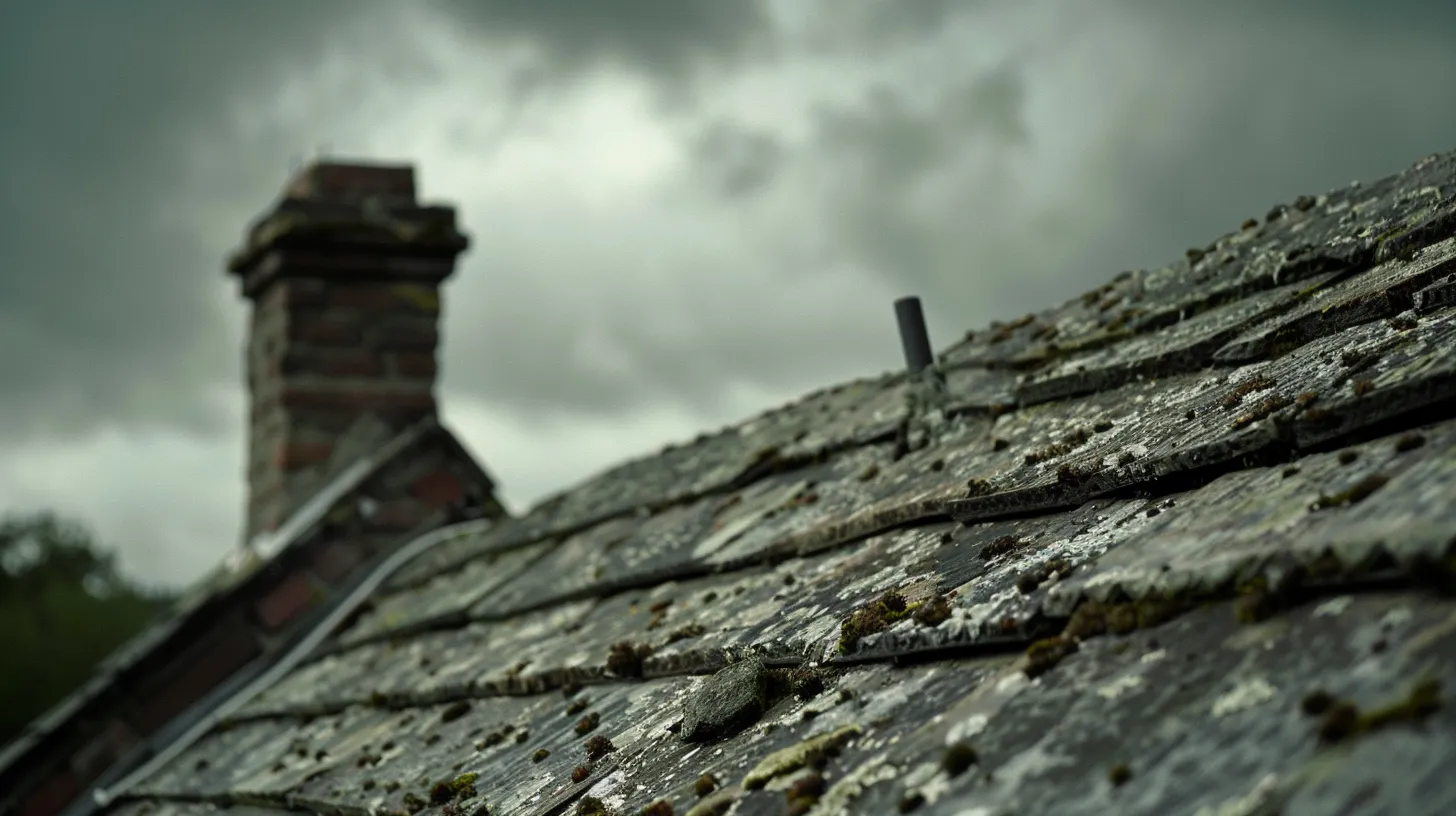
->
[438,0,1456,425]
[7,0,1456,446]
[0,1,364,441]
[0,0,774,446]
[688,121,787,199]
[440,0,774,92]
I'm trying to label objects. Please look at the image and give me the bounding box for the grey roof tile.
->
[107,148,1456,816]
[1214,235,1456,363]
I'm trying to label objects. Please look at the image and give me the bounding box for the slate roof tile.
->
[104,149,1456,816]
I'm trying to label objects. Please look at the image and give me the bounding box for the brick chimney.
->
[226,161,470,541]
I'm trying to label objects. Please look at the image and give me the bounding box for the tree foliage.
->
[0,511,174,748]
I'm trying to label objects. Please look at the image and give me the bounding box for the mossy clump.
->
[1318,678,1443,745]
[1317,701,1361,744]
[912,594,954,628]
[440,700,471,724]
[742,725,860,790]
[401,792,427,814]
[585,735,617,761]
[1015,558,1073,595]
[641,800,674,816]
[694,773,719,798]
[1313,473,1390,510]
[1064,598,1187,640]
[1055,462,1096,487]
[1024,636,1078,679]
[1301,689,1336,717]
[1222,375,1277,409]
[1388,313,1419,330]
[1231,394,1293,430]
[576,796,609,816]
[607,641,655,678]
[1025,427,1093,466]
[666,623,707,644]
[898,791,927,812]
[837,591,917,653]
[1107,763,1132,786]
[785,772,826,815]
[981,535,1025,561]
[428,773,478,805]
[941,742,978,777]
[1395,432,1427,453]
[965,478,994,497]
[1234,577,1279,625]
[575,712,601,736]
[531,748,550,763]
[567,697,590,716]
[384,780,401,793]
[787,665,831,701]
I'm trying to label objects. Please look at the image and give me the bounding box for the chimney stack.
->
[227,161,470,541]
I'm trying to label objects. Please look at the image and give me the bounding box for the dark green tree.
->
[0,511,174,748]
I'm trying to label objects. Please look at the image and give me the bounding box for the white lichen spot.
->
[1140,649,1167,665]
[1380,606,1413,629]
[1097,674,1143,701]
[1211,677,1277,718]
[995,671,1030,696]
[946,714,989,745]
[816,753,898,813]
[1193,773,1280,816]
[1313,596,1354,617]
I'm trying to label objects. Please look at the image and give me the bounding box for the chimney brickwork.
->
[227,161,470,541]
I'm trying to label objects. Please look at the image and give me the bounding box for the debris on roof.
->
[107,150,1456,815]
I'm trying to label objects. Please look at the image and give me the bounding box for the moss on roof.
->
[113,149,1456,816]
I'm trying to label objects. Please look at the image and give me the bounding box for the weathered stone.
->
[680,657,770,743]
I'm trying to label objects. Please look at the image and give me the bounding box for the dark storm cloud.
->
[670,0,1456,331]
[0,0,774,445]
[688,121,788,199]
[7,0,1456,447]
[0,1,360,440]
[441,0,774,85]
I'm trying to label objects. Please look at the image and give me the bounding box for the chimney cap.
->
[285,161,417,206]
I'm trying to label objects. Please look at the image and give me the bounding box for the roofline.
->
[91,514,495,810]
[0,416,500,804]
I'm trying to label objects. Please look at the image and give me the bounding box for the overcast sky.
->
[2,0,1454,588]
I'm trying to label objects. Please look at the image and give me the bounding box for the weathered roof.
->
[105,150,1456,816]
[0,418,504,816]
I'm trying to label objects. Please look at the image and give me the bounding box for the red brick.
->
[272,439,334,470]
[71,719,138,780]
[131,621,260,735]
[412,468,464,508]
[281,348,384,378]
[261,278,329,311]
[369,498,430,531]
[254,571,316,630]
[288,315,362,346]
[311,538,365,585]
[391,351,438,379]
[278,385,435,413]
[16,768,80,816]
[367,321,438,351]
[329,284,410,312]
